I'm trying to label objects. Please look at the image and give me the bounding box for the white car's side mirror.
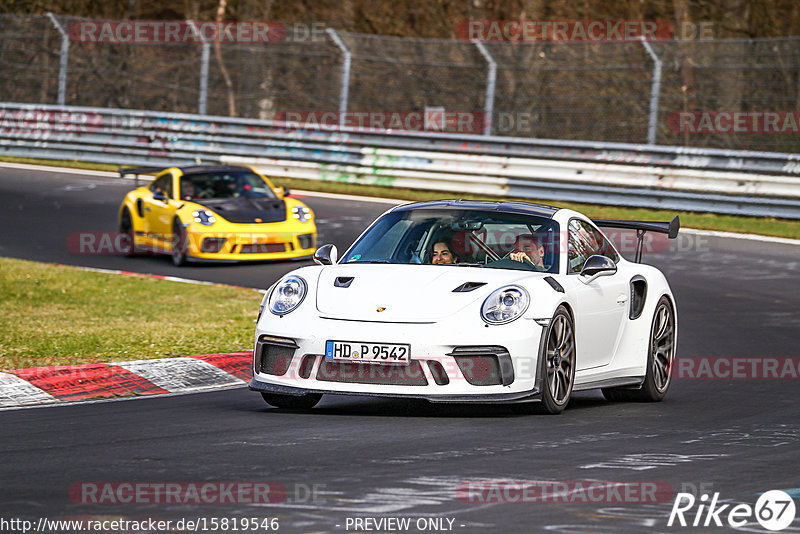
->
[314,244,338,265]
[579,254,616,284]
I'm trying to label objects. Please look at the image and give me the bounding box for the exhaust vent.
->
[452,281,486,293]
[334,277,354,288]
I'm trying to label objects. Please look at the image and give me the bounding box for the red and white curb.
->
[0,352,253,409]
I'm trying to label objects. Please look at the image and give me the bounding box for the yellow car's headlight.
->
[292,206,311,223]
[193,209,217,226]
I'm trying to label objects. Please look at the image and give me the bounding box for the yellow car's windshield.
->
[179,171,276,201]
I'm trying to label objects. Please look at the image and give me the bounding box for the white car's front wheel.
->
[261,392,322,410]
[535,305,576,414]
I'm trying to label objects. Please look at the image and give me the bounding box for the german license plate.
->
[325,340,411,366]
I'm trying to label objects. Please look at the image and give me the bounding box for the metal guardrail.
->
[1,102,800,218]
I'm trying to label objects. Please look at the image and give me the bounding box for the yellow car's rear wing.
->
[119,166,169,186]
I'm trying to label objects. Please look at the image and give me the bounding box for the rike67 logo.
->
[668,490,796,531]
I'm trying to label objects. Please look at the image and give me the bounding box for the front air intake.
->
[297,234,315,250]
[316,360,428,385]
[256,336,297,376]
[449,346,514,386]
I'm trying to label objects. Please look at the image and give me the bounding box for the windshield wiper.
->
[453,263,484,267]
[346,260,393,264]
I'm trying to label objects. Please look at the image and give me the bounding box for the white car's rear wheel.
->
[535,306,575,414]
[603,295,675,402]
[261,392,322,410]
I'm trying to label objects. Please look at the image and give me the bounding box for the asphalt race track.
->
[1,166,799,533]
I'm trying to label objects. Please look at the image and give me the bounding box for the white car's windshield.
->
[342,208,560,272]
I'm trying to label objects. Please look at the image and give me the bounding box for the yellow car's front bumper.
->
[185,227,317,261]
[135,219,317,262]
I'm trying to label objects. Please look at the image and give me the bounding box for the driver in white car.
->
[509,234,546,269]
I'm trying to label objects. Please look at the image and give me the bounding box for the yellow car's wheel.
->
[172,220,188,266]
[120,209,138,257]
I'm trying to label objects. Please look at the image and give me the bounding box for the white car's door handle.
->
[616,294,628,304]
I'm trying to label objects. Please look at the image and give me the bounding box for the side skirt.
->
[572,376,645,392]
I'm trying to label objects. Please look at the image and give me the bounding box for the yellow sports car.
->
[118,165,316,265]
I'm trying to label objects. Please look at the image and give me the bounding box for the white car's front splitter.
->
[250,313,546,403]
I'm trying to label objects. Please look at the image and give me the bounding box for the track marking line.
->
[0,161,119,177]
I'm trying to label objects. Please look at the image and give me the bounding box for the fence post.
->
[325,28,351,129]
[46,13,69,106]
[640,37,663,145]
[187,21,210,115]
[473,41,496,136]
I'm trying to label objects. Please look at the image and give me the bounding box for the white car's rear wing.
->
[593,215,680,263]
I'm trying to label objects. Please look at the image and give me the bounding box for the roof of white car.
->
[392,199,560,217]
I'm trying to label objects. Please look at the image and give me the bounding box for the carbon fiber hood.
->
[200,197,287,224]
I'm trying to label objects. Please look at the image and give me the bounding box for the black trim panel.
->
[629,275,648,320]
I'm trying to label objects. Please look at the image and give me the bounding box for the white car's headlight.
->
[292,205,311,223]
[192,209,216,226]
[481,285,530,325]
[269,276,307,315]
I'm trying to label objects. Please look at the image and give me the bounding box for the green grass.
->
[1,155,798,239]
[0,257,260,370]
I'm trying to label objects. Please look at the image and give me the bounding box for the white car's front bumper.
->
[249,310,546,403]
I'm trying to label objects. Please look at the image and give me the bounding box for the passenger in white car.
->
[431,240,457,264]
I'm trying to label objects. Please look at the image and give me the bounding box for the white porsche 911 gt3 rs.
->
[249,200,679,414]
